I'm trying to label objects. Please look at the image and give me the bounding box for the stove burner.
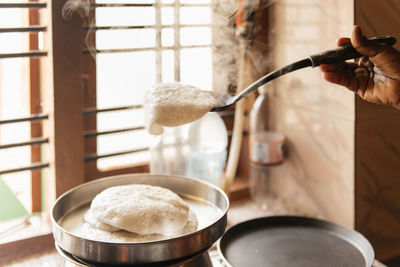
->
[56,243,220,267]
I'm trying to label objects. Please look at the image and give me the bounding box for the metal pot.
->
[51,173,229,265]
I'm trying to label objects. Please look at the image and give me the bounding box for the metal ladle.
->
[210,35,396,112]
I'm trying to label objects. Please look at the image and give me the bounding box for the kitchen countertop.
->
[227,195,316,227]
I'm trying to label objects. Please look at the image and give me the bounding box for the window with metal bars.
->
[0,1,47,219]
[87,0,214,171]
[0,0,237,225]
[82,0,224,181]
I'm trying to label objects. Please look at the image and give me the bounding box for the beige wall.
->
[270,0,355,228]
[268,0,400,261]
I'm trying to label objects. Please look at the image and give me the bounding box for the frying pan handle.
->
[309,35,397,67]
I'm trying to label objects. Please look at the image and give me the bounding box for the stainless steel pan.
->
[218,216,374,267]
[51,173,229,265]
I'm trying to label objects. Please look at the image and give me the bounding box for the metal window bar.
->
[0,3,47,8]
[83,105,142,115]
[83,44,209,55]
[0,26,46,33]
[84,126,145,138]
[0,114,48,125]
[89,3,210,8]
[90,3,153,8]
[0,137,49,149]
[0,51,47,59]
[84,25,147,31]
[83,47,157,55]
[83,24,213,31]
[0,162,49,176]
[85,147,148,162]
[0,113,48,125]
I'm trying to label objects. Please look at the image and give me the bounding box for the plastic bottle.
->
[248,84,285,209]
[149,125,189,176]
[186,112,228,187]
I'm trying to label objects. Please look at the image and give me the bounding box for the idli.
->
[79,209,198,243]
[83,209,120,232]
[90,184,189,236]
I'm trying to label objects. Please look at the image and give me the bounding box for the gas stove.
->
[59,243,227,267]
[60,244,388,267]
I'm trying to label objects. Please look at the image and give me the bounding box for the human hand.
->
[320,25,400,109]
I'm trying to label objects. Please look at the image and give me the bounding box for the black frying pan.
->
[218,216,374,267]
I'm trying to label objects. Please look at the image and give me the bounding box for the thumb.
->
[351,25,386,57]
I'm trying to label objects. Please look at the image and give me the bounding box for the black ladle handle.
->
[309,36,397,67]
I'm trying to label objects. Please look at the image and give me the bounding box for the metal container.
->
[51,173,229,265]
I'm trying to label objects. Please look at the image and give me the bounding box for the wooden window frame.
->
[29,0,43,213]
[41,0,86,210]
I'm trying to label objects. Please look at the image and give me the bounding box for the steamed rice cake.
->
[79,209,198,243]
[83,209,120,232]
[89,184,194,236]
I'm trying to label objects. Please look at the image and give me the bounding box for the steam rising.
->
[61,0,275,94]
[211,0,274,94]
[62,0,90,19]
[62,0,95,56]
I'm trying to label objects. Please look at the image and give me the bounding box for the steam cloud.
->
[61,0,275,94]
[62,0,90,19]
